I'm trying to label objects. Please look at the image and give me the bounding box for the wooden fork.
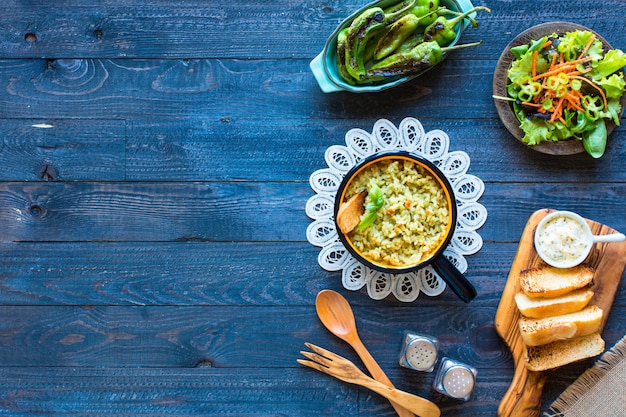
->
[298,343,440,417]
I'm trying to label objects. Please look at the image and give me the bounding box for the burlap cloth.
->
[545,334,626,416]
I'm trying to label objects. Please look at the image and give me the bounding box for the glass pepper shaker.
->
[433,357,477,400]
[398,331,439,372]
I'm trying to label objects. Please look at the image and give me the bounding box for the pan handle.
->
[432,256,477,303]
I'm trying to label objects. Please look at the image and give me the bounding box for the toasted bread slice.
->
[515,288,594,318]
[520,265,594,299]
[523,333,605,372]
[519,305,602,346]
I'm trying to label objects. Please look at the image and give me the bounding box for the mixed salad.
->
[500,30,626,158]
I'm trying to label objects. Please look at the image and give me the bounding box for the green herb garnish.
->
[357,183,384,230]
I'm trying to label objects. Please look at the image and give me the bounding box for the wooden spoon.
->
[315,289,415,417]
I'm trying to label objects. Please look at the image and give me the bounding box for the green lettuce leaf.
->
[589,49,626,80]
[519,118,550,145]
[508,50,534,85]
[508,48,549,86]
[597,73,626,99]
[606,98,622,125]
[558,30,603,61]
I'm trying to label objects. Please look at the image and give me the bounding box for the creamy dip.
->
[536,215,589,263]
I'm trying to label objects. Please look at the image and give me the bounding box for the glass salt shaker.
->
[398,331,439,372]
[433,357,477,400]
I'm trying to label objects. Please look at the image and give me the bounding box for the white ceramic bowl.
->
[534,211,625,268]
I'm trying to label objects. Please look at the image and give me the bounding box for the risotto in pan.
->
[342,158,451,268]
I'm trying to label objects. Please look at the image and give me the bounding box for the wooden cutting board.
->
[494,208,626,417]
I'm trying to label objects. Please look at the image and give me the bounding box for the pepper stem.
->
[445,6,491,28]
[418,7,445,23]
[492,95,516,102]
[441,41,483,53]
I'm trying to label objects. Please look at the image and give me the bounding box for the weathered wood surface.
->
[0,0,625,416]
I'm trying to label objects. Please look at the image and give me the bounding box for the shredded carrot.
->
[517,35,608,126]
[565,95,584,112]
[532,65,576,80]
[550,97,566,122]
[531,57,593,81]
[578,33,596,59]
[550,51,559,67]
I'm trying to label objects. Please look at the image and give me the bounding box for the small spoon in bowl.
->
[315,289,415,417]
[336,190,367,234]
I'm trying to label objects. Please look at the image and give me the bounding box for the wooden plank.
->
[0,304,502,367]
[0,365,606,416]
[0,367,358,416]
[0,242,332,306]
[0,58,624,149]
[0,307,622,416]
[0,181,310,242]
[0,365,529,416]
[0,182,624,243]
[0,303,622,368]
[0,241,513,306]
[0,118,625,182]
[124,119,626,183]
[0,0,624,59]
[0,58,497,120]
[0,239,618,308]
[0,119,125,181]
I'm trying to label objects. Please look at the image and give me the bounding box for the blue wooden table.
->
[0,1,624,415]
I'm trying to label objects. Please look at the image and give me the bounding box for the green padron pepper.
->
[410,0,440,26]
[423,6,490,46]
[344,0,417,81]
[373,14,421,60]
[384,0,416,14]
[336,28,355,85]
[363,30,387,63]
[364,40,481,82]
[395,31,425,54]
[374,6,445,60]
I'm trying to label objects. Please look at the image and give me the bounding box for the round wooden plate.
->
[492,22,625,155]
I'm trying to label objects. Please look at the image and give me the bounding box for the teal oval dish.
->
[310,0,477,93]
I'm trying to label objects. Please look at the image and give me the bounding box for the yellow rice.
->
[344,158,450,267]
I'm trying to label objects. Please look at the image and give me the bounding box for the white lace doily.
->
[306,117,487,302]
